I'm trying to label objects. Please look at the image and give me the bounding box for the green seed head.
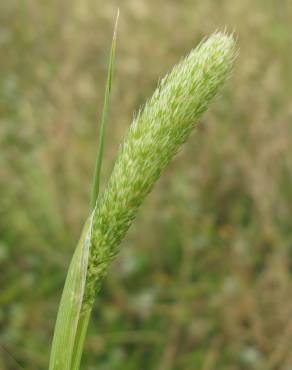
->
[83,32,237,307]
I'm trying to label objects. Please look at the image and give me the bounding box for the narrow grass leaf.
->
[90,9,119,210]
[49,11,119,370]
[48,217,92,370]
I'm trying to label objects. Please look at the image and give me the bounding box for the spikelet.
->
[83,32,237,307]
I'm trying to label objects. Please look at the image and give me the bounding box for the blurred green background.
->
[1,0,292,369]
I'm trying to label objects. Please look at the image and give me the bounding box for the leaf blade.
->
[49,11,119,370]
[90,9,119,210]
[48,218,91,370]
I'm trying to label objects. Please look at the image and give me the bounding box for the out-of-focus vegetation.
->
[0,0,292,369]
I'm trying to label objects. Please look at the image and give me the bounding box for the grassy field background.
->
[1,0,292,369]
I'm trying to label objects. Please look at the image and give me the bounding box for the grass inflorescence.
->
[84,32,237,307]
[49,29,237,370]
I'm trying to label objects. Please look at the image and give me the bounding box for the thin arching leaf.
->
[48,217,92,370]
[90,9,119,210]
[49,11,119,370]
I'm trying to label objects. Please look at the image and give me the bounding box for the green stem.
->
[71,309,92,370]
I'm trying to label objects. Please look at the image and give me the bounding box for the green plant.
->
[49,18,237,370]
